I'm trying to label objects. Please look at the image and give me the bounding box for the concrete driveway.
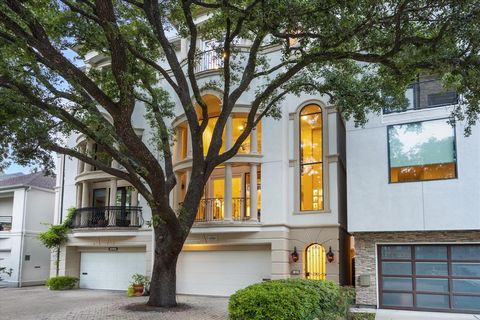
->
[0,286,229,320]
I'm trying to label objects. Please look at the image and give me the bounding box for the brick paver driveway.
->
[0,286,229,320]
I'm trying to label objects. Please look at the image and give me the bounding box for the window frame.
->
[386,118,458,184]
[298,104,324,212]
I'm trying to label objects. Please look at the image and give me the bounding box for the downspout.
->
[17,186,30,287]
[56,155,66,276]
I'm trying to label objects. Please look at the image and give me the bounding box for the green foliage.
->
[228,279,353,320]
[46,276,79,290]
[126,285,135,297]
[0,266,13,282]
[38,207,75,249]
[349,312,376,320]
[130,273,150,286]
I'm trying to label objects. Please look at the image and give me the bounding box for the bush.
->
[229,279,353,320]
[46,276,79,290]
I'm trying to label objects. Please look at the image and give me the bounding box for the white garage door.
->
[177,250,271,296]
[80,252,145,290]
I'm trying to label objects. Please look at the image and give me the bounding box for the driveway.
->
[0,286,229,320]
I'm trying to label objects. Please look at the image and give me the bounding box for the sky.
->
[3,163,35,174]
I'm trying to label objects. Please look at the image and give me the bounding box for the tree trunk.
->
[147,253,178,307]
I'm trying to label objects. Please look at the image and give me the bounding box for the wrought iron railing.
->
[69,206,143,228]
[194,50,223,73]
[0,216,12,231]
[180,197,258,222]
[383,78,458,114]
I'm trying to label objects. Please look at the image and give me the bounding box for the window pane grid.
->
[379,244,480,312]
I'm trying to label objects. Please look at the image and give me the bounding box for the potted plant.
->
[130,273,149,297]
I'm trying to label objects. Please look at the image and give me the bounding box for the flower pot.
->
[132,284,144,296]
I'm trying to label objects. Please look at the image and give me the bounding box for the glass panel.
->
[382,262,412,276]
[452,263,480,277]
[381,246,411,260]
[92,188,107,207]
[382,277,412,291]
[300,164,323,211]
[415,262,448,276]
[451,245,480,261]
[202,117,225,156]
[232,115,250,154]
[416,294,449,309]
[453,295,480,311]
[301,104,322,115]
[382,292,413,307]
[388,119,456,183]
[231,177,242,220]
[453,279,480,294]
[416,278,449,293]
[300,109,322,164]
[415,246,447,260]
[115,187,132,207]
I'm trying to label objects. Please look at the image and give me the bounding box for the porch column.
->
[175,128,182,161]
[130,188,139,226]
[108,178,117,226]
[186,127,192,157]
[80,182,89,226]
[84,141,93,172]
[75,184,82,208]
[224,164,233,221]
[249,164,258,221]
[250,126,258,154]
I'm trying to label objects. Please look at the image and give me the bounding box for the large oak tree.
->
[1,0,480,307]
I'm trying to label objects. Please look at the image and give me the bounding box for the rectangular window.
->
[388,119,457,183]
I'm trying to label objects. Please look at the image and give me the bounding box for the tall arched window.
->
[299,105,323,211]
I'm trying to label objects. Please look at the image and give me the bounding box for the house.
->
[0,172,56,287]
[53,20,353,296]
[347,75,480,314]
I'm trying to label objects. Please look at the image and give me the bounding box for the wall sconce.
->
[291,247,299,262]
[326,246,335,263]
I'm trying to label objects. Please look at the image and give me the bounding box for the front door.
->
[305,243,326,280]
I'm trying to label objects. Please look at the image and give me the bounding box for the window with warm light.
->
[232,115,262,154]
[388,119,457,183]
[299,105,323,211]
[202,117,225,156]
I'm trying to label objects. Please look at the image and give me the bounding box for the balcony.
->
[194,50,223,73]
[0,216,12,231]
[383,78,458,114]
[69,206,143,229]
[187,197,260,223]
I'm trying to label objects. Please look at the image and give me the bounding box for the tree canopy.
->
[1,0,479,307]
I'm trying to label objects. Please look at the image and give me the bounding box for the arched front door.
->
[305,243,326,280]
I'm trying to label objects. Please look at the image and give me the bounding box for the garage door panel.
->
[177,250,271,296]
[80,252,145,291]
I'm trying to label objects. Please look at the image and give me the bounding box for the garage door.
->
[177,249,271,296]
[379,244,480,313]
[80,252,145,290]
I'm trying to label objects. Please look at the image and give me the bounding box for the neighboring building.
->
[53,17,353,295]
[0,172,55,287]
[347,76,480,314]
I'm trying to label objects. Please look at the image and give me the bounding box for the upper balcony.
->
[0,216,12,232]
[69,206,143,229]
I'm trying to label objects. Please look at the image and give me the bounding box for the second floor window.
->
[388,118,457,183]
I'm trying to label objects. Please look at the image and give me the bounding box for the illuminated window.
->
[202,117,225,156]
[232,114,262,154]
[299,105,323,211]
[388,119,457,183]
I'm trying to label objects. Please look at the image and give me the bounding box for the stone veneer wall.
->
[354,230,480,307]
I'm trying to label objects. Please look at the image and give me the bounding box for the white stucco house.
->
[347,76,480,314]
[52,18,354,295]
[0,172,55,287]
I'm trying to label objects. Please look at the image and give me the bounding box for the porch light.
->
[291,247,299,262]
[326,246,334,263]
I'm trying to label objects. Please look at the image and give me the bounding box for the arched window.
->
[305,243,326,280]
[299,105,323,211]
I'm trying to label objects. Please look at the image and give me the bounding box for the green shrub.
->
[228,279,353,320]
[349,312,376,320]
[46,276,79,290]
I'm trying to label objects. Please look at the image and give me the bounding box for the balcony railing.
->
[194,50,223,73]
[186,197,258,223]
[383,78,458,114]
[69,206,143,228]
[0,216,12,231]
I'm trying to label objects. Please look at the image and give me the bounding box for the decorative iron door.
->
[305,244,326,280]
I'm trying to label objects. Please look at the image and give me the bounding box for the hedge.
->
[46,276,79,290]
[229,279,353,320]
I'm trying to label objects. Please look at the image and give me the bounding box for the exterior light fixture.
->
[326,246,335,263]
[291,247,299,262]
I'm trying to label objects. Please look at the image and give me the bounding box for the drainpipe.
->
[56,155,66,276]
[17,186,30,287]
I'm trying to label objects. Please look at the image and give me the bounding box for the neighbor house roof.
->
[0,172,56,190]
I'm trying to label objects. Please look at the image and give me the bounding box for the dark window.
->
[388,119,457,183]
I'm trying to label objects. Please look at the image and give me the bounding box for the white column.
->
[186,127,192,157]
[130,188,139,226]
[175,128,182,161]
[84,141,93,172]
[249,164,258,221]
[108,179,117,226]
[80,182,89,226]
[226,116,233,149]
[224,164,232,221]
[250,126,258,154]
[76,184,82,208]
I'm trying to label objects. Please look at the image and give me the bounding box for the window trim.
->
[386,118,458,184]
